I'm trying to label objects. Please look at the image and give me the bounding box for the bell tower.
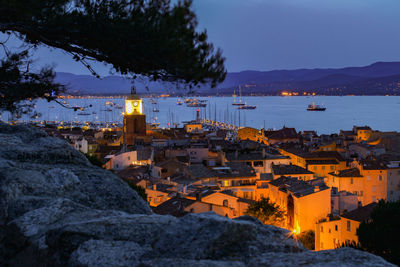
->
[123,86,146,145]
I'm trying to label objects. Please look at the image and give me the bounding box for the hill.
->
[56,62,400,95]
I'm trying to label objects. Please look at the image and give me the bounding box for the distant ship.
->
[153,108,160,112]
[238,104,256,110]
[307,103,326,111]
[176,99,183,105]
[187,102,206,107]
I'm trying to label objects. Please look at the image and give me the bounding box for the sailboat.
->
[232,86,245,106]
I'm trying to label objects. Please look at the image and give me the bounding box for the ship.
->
[153,108,160,112]
[176,99,183,105]
[238,104,256,110]
[187,102,206,107]
[307,103,326,111]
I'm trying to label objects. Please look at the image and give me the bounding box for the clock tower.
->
[123,87,146,145]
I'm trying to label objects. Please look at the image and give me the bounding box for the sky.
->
[1,0,400,74]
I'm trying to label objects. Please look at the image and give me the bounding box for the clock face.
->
[133,101,138,107]
[126,102,133,114]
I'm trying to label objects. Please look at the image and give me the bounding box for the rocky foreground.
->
[0,123,394,266]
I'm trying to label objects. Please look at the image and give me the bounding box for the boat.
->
[232,86,245,106]
[176,100,183,105]
[101,108,113,112]
[77,112,91,116]
[153,108,160,112]
[238,104,256,110]
[307,103,326,111]
[149,99,157,105]
[187,102,206,107]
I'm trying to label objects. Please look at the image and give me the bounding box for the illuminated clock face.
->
[126,102,133,114]
[133,101,138,107]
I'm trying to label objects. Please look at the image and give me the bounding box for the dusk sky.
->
[2,0,400,75]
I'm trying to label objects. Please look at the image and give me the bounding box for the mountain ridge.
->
[55,61,400,95]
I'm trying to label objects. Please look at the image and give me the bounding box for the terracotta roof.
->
[306,159,339,165]
[265,127,299,140]
[329,168,363,177]
[152,197,195,217]
[359,159,387,170]
[341,202,378,222]
[269,176,329,198]
[272,164,313,175]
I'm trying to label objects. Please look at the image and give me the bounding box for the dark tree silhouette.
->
[245,197,286,227]
[357,200,400,265]
[0,0,226,113]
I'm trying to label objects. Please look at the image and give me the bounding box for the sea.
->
[3,96,400,134]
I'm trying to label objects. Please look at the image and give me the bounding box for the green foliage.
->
[84,153,103,168]
[0,51,64,114]
[125,180,147,201]
[297,230,315,250]
[0,0,226,87]
[245,197,286,227]
[356,200,400,266]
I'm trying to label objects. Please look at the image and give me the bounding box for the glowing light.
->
[126,101,134,115]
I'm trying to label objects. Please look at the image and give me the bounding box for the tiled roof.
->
[341,202,378,222]
[359,159,387,170]
[269,176,329,198]
[329,168,363,177]
[265,127,299,140]
[306,159,339,165]
[226,151,288,161]
[272,164,313,175]
[152,197,195,217]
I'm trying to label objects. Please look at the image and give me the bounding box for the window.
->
[321,242,324,249]
[350,178,353,184]
[321,226,324,233]
[372,196,376,202]
[379,175,383,181]
[360,191,363,196]
[322,166,325,170]
[347,221,351,232]
[127,156,130,160]
[223,199,229,207]
[330,166,335,170]
[335,225,338,231]
[372,186,376,192]
[367,175,371,181]
[314,166,317,170]
[254,161,264,167]
[328,229,331,233]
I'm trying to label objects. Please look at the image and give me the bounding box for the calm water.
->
[3,96,400,134]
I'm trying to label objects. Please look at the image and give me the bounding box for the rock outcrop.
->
[0,123,394,266]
